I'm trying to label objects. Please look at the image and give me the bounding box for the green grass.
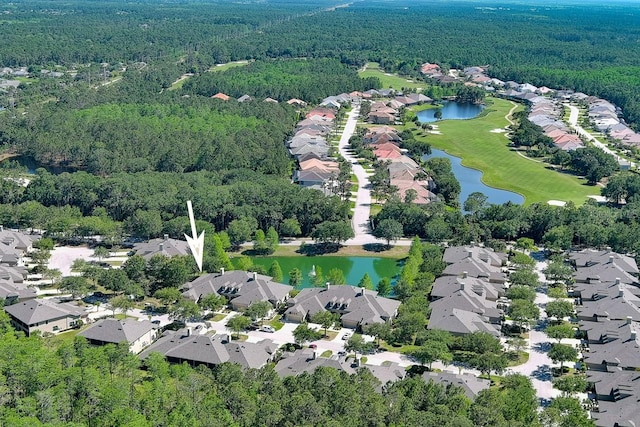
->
[321,350,333,358]
[268,315,285,331]
[507,351,530,366]
[210,313,226,322]
[321,331,338,341]
[46,327,84,347]
[207,60,250,72]
[168,74,191,91]
[412,97,600,205]
[359,62,424,91]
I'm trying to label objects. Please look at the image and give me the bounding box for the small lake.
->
[423,149,524,208]
[244,256,401,289]
[417,101,484,123]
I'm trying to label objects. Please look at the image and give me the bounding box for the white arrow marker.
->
[184,200,205,272]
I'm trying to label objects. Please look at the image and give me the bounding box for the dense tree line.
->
[0,0,320,67]
[0,168,350,238]
[1,96,297,175]
[182,58,380,103]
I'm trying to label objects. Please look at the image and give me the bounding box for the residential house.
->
[0,265,36,304]
[0,227,39,266]
[368,111,396,125]
[422,372,490,399]
[237,94,253,102]
[79,318,158,353]
[132,234,190,260]
[294,169,335,189]
[430,274,505,302]
[211,92,230,101]
[287,98,307,107]
[140,329,278,369]
[264,97,279,103]
[274,348,356,377]
[284,285,400,329]
[570,250,638,275]
[443,246,507,268]
[5,298,88,336]
[306,107,336,120]
[182,270,292,311]
[298,159,339,173]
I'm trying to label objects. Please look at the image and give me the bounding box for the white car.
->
[342,332,352,340]
[260,325,276,333]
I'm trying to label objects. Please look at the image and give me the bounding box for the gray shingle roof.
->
[570,249,638,274]
[284,286,400,327]
[133,236,190,260]
[443,246,507,267]
[422,372,490,399]
[5,298,85,325]
[139,329,276,369]
[182,270,292,307]
[79,318,156,345]
[274,348,356,377]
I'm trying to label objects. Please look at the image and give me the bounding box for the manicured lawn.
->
[47,328,84,347]
[321,350,333,358]
[210,313,226,322]
[413,97,600,205]
[321,331,338,341]
[268,315,285,331]
[359,62,424,91]
[248,242,410,258]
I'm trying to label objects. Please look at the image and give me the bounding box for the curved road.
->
[565,104,635,169]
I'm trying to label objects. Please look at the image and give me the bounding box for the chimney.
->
[619,286,624,298]
[616,278,621,285]
[632,331,637,341]
[326,282,330,290]
[467,250,473,258]
[159,243,164,252]
[312,351,317,360]
[627,316,633,325]
[0,225,3,232]
[164,234,169,241]
[220,268,225,275]
[253,271,258,281]
[609,255,615,264]
[186,327,192,337]
[462,271,468,279]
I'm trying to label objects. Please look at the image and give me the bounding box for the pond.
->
[423,149,524,208]
[416,101,484,123]
[244,256,401,289]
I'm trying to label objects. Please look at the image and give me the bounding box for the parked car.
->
[260,325,276,333]
[309,344,317,349]
[342,332,352,340]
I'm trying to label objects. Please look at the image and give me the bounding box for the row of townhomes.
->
[365,125,437,204]
[569,249,640,426]
[0,227,40,305]
[428,245,507,337]
[290,106,339,192]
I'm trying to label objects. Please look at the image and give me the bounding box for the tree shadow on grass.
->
[296,243,341,256]
[363,243,391,253]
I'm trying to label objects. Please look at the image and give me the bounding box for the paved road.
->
[565,104,635,169]
[505,254,586,404]
[336,106,403,246]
